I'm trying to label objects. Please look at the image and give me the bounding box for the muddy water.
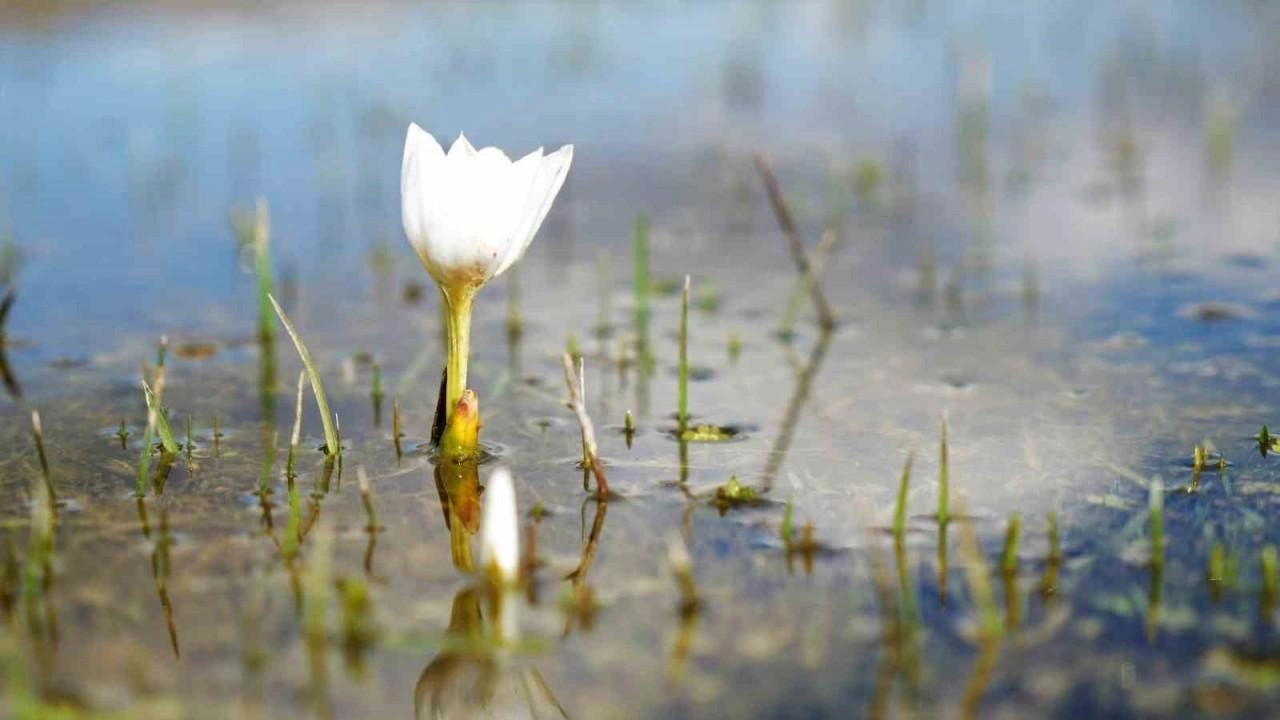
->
[3,2,1280,718]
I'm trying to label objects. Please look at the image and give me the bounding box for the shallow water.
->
[4,1,1280,718]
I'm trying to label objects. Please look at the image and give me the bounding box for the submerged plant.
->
[400,124,573,458]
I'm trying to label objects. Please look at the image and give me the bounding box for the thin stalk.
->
[254,199,275,343]
[392,399,403,459]
[135,405,158,497]
[370,361,383,427]
[562,354,609,496]
[30,411,54,506]
[893,453,914,545]
[153,336,169,404]
[780,497,795,549]
[357,468,378,532]
[753,154,837,330]
[283,480,302,561]
[287,371,306,481]
[1040,511,1061,598]
[1000,514,1020,575]
[441,286,476,429]
[678,275,690,430]
[778,230,837,338]
[269,294,339,457]
[142,380,180,455]
[258,429,277,494]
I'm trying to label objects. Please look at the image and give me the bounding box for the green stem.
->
[442,286,475,423]
[678,275,690,429]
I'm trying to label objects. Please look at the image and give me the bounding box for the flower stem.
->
[442,286,476,429]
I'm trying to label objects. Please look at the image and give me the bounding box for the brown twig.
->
[753,153,838,331]
[561,353,609,497]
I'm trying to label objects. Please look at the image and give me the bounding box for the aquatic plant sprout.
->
[400,124,573,434]
[480,467,520,585]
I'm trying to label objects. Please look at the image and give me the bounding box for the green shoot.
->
[392,399,403,460]
[287,371,305,481]
[678,275,690,431]
[1001,513,1020,575]
[727,330,742,363]
[29,411,54,506]
[780,497,795,548]
[778,230,836,339]
[893,453,914,545]
[142,380,180,455]
[269,293,340,457]
[254,200,275,343]
[370,361,383,427]
[357,467,378,532]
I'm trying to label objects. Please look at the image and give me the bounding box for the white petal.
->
[481,467,520,583]
[448,132,475,158]
[492,143,573,279]
[400,124,444,255]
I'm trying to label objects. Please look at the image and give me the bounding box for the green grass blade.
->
[269,294,340,457]
[142,380,180,454]
[678,275,690,429]
[893,453,915,543]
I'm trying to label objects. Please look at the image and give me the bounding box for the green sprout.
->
[893,453,915,545]
[269,294,340,457]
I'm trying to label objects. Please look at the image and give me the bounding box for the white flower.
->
[480,467,520,584]
[401,123,573,292]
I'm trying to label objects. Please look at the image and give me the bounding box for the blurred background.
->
[6,2,1280,718]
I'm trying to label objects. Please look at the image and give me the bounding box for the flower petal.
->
[401,123,444,257]
[493,143,573,279]
[448,132,475,158]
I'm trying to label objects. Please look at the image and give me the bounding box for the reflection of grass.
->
[1149,478,1164,571]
